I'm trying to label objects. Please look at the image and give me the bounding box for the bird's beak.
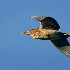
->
[19,32,27,34]
[30,16,46,21]
[19,31,30,35]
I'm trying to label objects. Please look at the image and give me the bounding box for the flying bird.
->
[20,16,70,56]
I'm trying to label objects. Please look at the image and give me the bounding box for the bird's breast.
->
[30,29,57,40]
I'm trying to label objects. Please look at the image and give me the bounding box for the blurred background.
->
[0,0,70,70]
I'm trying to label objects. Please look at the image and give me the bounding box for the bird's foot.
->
[64,33,70,37]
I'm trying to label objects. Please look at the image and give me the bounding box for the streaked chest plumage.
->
[29,29,57,39]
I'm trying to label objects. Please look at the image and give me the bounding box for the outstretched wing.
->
[31,16,60,30]
[50,37,70,56]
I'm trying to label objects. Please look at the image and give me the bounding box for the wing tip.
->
[30,16,47,21]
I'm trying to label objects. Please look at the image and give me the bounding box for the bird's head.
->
[19,29,37,35]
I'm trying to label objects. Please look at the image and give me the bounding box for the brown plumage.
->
[20,16,70,56]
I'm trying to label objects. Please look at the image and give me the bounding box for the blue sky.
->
[0,0,70,70]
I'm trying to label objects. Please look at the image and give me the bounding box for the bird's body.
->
[24,29,57,40]
[20,16,70,56]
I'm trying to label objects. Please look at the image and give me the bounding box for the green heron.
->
[20,16,70,56]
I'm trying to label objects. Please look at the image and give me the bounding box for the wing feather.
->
[50,37,70,56]
[40,17,60,30]
[31,16,60,30]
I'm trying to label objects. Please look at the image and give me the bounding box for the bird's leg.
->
[64,33,70,37]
